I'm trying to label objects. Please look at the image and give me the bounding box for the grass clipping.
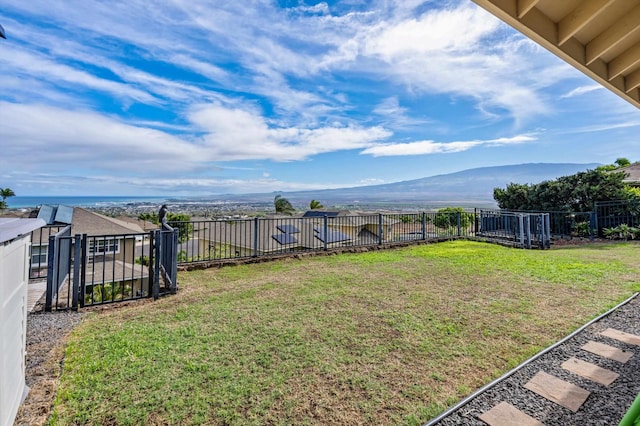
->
[51,241,640,425]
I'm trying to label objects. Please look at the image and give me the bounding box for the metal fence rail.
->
[81,232,154,308]
[476,210,551,249]
[487,209,595,239]
[595,200,640,235]
[44,230,176,311]
[45,225,72,310]
[30,225,67,280]
[38,203,639,309]
[175,212,476,264]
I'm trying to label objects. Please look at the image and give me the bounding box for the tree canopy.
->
[274,195,295,215]
[493,166,638,212]
[309,199,323,210]
[138,211,193,243]
[0,187,15,209]
[434,207,472,228]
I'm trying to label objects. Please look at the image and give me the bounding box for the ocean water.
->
[7,196,170,209]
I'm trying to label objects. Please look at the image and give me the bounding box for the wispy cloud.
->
[361,135,537,157]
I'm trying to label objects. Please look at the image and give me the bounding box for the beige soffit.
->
[471,0,640,109]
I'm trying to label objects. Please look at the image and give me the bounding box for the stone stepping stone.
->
[524,371,590,412]
[600,328,640,346]
[581,340,633,363]
[478,401,544,426]
[561,357,619,386]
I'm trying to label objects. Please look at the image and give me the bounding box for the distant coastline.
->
[7,196,170,209]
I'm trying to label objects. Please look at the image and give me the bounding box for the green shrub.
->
[603,224,639,241]
[572,221,594,237]
[434,207,472,229]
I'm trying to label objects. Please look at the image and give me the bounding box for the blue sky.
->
[1,0,639,196]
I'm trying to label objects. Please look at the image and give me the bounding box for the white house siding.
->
[0,218,45,426]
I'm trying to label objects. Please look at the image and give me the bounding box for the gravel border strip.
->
[427,293,640,426]
[14,310,85,426]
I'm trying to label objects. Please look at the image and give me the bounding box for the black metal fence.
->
[483,209,596,239]
[44,228,178,311]
[30,224,67,280]
[595,200,640,234]
[174,212,475,264]
[35,201,640,304]
[45,225,72,309]
[476,210,551,249]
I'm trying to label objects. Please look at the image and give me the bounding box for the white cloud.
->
[0,101,393,173]
[361,134,537,157]
[560,85,604,99]
[3,47,157,104]
[188,103,392,161]
[353,4,555,124]
[363,4,499,58]
[0,103,204,175]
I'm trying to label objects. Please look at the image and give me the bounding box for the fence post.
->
[457,212,461,237]
[153,230,160,300]
[378,214,383,245]
[323,215,328,251]
[147,231,154,299]
[71,234,82,310]
[171,228,179,294]
[45,235,56,312]
[253,218,259,257]
[422,212,426,240]
[524,215,531,249]
[518,214,525,249]
[544,214,551,248]
[79,234,88,307]
[474,208,477,235]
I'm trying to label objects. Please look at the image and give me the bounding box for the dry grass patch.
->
[51,241,640,425]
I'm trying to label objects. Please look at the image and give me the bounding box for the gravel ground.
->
[433,293,640,426]
[14,310,85,426]
[12,295,640,425]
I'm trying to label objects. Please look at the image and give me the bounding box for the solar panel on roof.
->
[54,205,74,224]
[272,233,298,245]
[37,205,56,225]
[37,204,74,225]
[302,211,339,218]
[315,229,350,243]
[277,224,300,234]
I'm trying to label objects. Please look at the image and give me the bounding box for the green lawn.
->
[52,240,640,425]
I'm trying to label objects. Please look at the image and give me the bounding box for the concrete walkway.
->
[27,281,46,313]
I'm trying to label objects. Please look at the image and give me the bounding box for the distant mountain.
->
[220,163,601,208]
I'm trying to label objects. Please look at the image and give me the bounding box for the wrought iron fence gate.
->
[44,228,179,311]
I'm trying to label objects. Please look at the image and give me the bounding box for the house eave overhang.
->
[471,0,640,110]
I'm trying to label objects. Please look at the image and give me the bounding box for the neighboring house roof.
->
[114,215,159,232]
[619,162,640,186]
[32,205,146,241]
[72,208,146,235]
[302,210,399,226]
